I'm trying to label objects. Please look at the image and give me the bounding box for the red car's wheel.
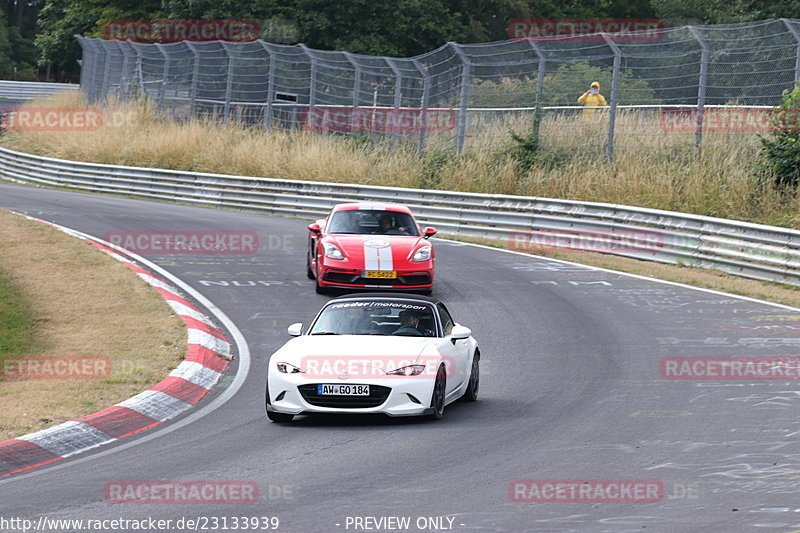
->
[314,264,327,294]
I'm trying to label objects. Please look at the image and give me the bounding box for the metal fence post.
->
[155,43,169,110]
[450,42,472,154]
[135,49,145,98]
[601,33,621,161]
[386,58,404,149]
[782,18,800,86]
[527,40,546,144]
[299,44,317,107]
[343,51,361,107]
[186,43,200,116]
[114,41,129,97]
[259,42,275,130]
[75,36,91,95]
[221,43,234,120]
[299,44,317,131]
[412,58,430,152]
[688,26,709,151]
[87,38,105,103]
[99,41,112,102]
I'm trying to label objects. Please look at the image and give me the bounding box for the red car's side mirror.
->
[308,223,321,233]
[423,227,437,238]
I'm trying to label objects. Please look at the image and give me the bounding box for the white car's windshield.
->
[327,210,419,236]
[309,300,437,337]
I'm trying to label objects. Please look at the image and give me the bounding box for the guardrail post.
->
[259,42,275,130]
[412,58,431,152]
[450,42,472,154]
[601,33,621,161]
[527,40,546,146]
[186,43,200,116]
[386,58,404,149]
[782,18,800,86]
[688,26,709,151]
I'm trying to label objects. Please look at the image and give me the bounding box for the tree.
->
[36,0,160,80]
[289,0,465,57]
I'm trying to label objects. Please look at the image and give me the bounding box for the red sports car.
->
[307,203,437,294]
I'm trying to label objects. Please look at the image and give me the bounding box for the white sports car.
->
[266,293,480,422]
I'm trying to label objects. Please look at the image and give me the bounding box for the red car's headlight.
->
[411,246,432,262]
[323,242,345,260]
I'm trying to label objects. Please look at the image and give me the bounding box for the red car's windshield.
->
[327,210,419,236]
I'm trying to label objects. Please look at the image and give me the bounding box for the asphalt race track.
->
[2,181,800,532]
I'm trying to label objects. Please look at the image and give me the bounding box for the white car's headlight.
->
[277,362,303,374]
[411,246,431,262]
[386,364,425,376]
[323,242,345,260]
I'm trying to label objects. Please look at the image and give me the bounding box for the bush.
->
[470,61,661,108]
[756,86,800,190]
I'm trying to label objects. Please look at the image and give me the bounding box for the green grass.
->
[0,269,35,357]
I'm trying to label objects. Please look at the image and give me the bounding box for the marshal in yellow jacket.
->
[577,82,608,115]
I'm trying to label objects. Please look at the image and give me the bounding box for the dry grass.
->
[0,210,186,440]
[2,92,798,229]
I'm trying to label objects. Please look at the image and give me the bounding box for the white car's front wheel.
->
[462,351,479,402]
[427,365,446,420]
[266,382,294,423]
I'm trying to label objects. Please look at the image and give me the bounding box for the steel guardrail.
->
[0,80,79,100]
[1,145,798,286]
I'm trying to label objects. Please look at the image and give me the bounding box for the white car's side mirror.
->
[451,324,471,342]
[287,323,303,336]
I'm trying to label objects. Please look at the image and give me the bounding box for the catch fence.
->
[76,19,800,158]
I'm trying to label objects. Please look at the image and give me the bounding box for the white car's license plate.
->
[317,384,370,396]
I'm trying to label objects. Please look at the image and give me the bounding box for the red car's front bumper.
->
[317,265,433,290]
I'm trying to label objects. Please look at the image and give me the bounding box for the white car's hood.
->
[271,335,437,374]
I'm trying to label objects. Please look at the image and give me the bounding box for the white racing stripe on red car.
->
[362,236,394,272]
[356,202,388,211]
